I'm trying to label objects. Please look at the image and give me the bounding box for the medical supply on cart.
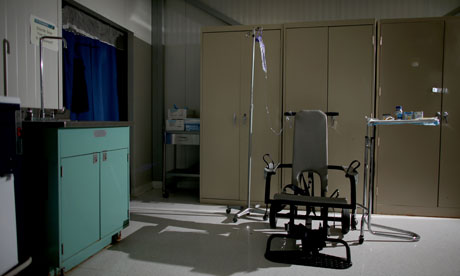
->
[168,104,187,119]
[165,119,184,131]
[395,106,403,120]
[382,113,393,120]
[184,118,200,131]
[403,111,414,120]
[414,111,424,119]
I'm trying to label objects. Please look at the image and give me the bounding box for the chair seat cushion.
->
[273,193,351,209]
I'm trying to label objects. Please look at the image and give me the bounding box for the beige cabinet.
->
[200,25,282,205]
[375,17,460,217]
[439,18,460,209]
[283,20,375,203]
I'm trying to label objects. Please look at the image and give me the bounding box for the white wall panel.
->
[164,0,223,171]
[201,0,460,24]
[75,0,151,44]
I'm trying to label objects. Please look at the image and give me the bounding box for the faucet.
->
[39,36,67,120]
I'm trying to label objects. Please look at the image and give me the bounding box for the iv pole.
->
[231,27,266,222]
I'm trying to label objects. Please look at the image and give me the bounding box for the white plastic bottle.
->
[395,106,403,120]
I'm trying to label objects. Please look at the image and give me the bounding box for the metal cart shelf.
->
[162,131,200,198]
[359,117,439,243]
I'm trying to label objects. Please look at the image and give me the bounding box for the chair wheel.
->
[233,216,238,223]
[226,208,231,214]
[269,205,278,228]
[341,209,350,234]
[263,213,268,221]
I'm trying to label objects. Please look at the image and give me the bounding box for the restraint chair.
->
[263,110,360,269]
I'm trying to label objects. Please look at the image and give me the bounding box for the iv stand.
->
[230,27,266,223]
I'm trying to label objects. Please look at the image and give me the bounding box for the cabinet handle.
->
[2,39,10,97]
[243,113,247,124]
[93,153,98,164]
[233,113,237,125]
[443,111,448,124]
[432,87,442,94]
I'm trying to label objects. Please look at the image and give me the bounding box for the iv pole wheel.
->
[262,213,268,221]
[226,207,231,214]
[341,208,351,234]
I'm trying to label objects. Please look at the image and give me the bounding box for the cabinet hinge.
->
[60,166,63,178]
[372,35,375,45]
[377,137,380,147]
[61,244,64,255]
[376,187,379,196]
[378,87,382,97]
[127,154,129,163]
[379,36,383,46]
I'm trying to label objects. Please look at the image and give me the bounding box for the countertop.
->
[22,120,133,128]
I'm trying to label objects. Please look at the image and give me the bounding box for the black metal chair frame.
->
[263,110,360,269]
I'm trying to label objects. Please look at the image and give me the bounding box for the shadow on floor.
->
[109,211,288,275]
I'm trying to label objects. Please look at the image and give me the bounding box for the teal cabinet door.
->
[61,154,100,261]
[100,149,129,237]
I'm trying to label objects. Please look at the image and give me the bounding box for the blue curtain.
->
[63,30,119,121]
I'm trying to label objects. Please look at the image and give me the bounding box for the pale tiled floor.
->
[67,188,460,276]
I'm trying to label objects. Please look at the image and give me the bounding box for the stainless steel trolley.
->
[358,117,439,243]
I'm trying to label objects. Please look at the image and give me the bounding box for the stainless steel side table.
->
[358,117,439,243]
[162,131,200,198]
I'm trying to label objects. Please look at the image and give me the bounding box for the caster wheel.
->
[269,205,278,229]
[111,232,121,244]
[341,208,351,234]
[359,236,364,244]
[162,191,169,198]
[263,213,268,221]
[226,208,231,214]
[233,216,238,223]
[351,215,358,230]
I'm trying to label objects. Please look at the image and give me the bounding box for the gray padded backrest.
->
[291,110,328,193]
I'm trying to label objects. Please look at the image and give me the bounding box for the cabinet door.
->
[376,21,443,210]
[328,25,374,204]
[439,19,460,209]
[101,149,129,237]
[61,154,100,261]
[201,32,241,200]
[283,27,328,185]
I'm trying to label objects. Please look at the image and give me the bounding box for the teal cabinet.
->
[61,154,100,261]
[23,126,130,274]
[101,149,129,237]
[55,127,130,273]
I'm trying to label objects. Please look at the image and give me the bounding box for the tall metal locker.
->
[375,17,460,217]
[439,18,460,210]
[283,20,376,204]
[200,25,282,205]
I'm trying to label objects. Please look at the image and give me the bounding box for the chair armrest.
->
[264,163,292,204]
[327,162,360,209]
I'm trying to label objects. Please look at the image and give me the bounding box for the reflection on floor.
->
[67,188,460,276]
